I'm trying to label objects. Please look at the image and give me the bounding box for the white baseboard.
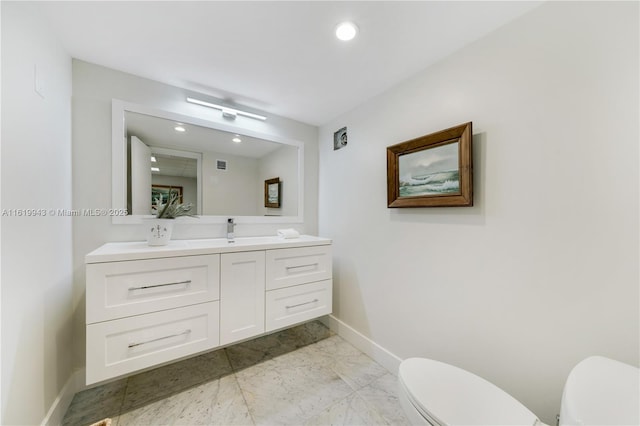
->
[41,369,85,426]
[328,315,402,375]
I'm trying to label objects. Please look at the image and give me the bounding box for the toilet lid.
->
[399,358,539,426]
[560,356,640,426]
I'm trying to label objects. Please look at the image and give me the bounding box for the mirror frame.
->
[112,99,304,224]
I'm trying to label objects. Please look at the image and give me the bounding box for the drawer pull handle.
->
[128,329,191,348]
[128,280,192,291]
[286,299,319,309]
[285,263,318,271]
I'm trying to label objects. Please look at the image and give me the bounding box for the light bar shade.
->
[186,97,267,121]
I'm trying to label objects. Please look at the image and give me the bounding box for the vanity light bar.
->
[186,97,267,121]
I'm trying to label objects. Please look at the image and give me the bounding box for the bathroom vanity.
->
[85,235,332,384]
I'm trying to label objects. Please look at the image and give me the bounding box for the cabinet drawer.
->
[265,280,332,332]
[86,255,220,324]
[86,301,219,385]
[266,245,332,290]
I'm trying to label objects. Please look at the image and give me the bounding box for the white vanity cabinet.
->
[85,236,331,385]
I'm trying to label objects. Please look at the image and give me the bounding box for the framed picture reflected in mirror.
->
[265,177,281,208]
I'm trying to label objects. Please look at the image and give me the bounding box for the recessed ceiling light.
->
[174,125,186,132]
[232,136,242,143]
[151,167,160,172]
[151,156,157,163]
[336,21,358,41]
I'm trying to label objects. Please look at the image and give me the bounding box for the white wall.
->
[72,60,318,369]
[319,2,638,424]
[202,151,259,216]
[1,2,74,424]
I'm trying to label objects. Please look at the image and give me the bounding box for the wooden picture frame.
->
[264,177,281,208]
[151,184,183,206]
[387,122,473,208]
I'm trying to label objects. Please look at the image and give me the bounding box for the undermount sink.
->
[186,236,297,248]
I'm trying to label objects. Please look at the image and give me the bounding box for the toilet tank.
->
[560,356,639,426]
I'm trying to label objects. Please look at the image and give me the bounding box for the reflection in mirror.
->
[122,109,301,220]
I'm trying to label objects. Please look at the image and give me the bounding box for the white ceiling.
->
[36,1,541,126]
[152,153,198,179]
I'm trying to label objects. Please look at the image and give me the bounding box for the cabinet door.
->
[220,251,265,345]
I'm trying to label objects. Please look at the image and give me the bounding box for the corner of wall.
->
[328,315,402,375]
[41,369,85,426]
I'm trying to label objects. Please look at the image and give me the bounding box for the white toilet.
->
[398,356,639,426]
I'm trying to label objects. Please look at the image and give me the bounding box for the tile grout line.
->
[298,337,362,424]
[324,334,390,393]
[112,378,131,426]
[311,336,395,425]
[224,347,258,426]
[353,385,394,426]
[300,389,360,425]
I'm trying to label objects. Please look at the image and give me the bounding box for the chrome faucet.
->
[227,218,235,242]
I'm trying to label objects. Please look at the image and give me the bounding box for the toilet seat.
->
[399,358,539,425]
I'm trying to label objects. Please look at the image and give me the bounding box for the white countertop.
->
[85,235,332,263]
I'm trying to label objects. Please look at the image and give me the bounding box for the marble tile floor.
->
[63,321,411,426]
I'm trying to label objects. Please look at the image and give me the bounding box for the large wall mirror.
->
[112,100,304,224]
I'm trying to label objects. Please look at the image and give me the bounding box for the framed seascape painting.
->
[386,122,473,207]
